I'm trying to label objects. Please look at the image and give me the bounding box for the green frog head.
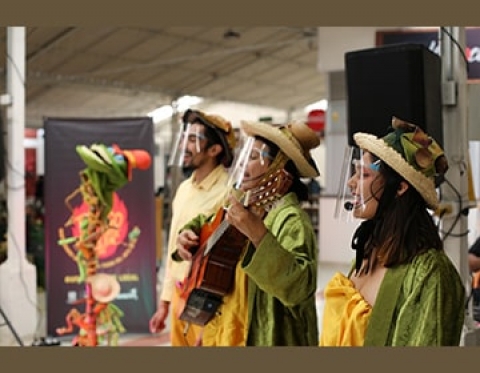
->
[75,143,151,218]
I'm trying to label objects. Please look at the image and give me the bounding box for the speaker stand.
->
[0,305,24,346]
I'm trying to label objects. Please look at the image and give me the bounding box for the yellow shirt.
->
[160,165,229,302]
[319,272,372,346]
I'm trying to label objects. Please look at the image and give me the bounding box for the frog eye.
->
[113,154,125,164]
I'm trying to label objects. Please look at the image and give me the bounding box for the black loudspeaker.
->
[345,43,443,147]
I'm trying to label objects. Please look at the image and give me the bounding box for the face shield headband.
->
[335,146,382,222]
[226,136,276,190]
[167,122,207,168]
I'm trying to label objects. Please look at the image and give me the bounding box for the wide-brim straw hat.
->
[87,273,121,303]
[241,120,320,178]
[353,117,447,210]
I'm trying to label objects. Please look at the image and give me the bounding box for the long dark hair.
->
[202,123,228,166]
[354,154,443,275]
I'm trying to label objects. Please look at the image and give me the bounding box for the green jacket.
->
[360,249,465,346]
[180,192,319,346]
[241,192,319,346]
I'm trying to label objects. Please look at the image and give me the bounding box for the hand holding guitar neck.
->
[224,187,250,210]
[226,193,267,247]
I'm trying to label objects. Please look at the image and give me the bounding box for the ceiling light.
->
[223,29,241,40]
[147,95,203,123]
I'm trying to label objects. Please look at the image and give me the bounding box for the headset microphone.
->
[344,195,375,212]
[344,202,354,211]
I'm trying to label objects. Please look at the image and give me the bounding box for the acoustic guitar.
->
[177,169,293,326]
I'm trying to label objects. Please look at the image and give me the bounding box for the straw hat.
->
[353,117,448,210]
[183,109,237,167]
[240,120,320,178]
[87,273,121,303]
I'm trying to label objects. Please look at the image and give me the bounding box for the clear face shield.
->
[167,122,206,169]
[335,146,381,222]
[226,136,275,192]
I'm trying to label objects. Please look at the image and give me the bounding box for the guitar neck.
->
[201,173,291,257]
[203,219,231,257]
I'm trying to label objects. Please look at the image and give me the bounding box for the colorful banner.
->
[376,27,480,81]
[44,117,156,335]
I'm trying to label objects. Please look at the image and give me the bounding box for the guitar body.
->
[177,207,247,326]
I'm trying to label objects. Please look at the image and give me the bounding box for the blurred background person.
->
[149,109,236,346]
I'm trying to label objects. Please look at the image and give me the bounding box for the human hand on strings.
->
[225,193,267,248]
[175,229,199,261]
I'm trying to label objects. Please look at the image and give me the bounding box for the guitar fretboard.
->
[203,219,230,257]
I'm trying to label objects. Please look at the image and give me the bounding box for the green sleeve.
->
[178,213,213,235]
[390,252,465,346]
[241,212,317,307]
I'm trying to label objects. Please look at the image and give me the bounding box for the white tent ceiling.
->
[0,27,328,133]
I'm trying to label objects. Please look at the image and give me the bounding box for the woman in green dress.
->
[320,117,465,346]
